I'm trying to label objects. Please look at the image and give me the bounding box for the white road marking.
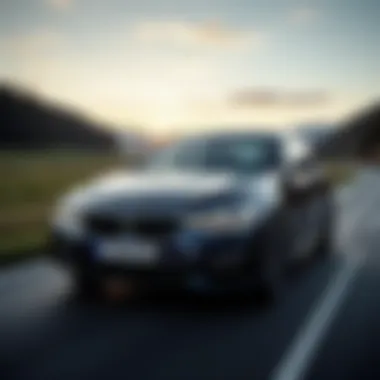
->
[271,173,379,380]
[271,254,362,380]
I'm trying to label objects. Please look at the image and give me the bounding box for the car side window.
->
[207,139,281,172]
[149,139,207,169]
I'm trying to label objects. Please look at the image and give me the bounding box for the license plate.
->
[95,238,158,265]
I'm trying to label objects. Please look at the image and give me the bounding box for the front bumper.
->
[48,229,252,290]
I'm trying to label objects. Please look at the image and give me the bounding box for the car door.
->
[284,156,323,258]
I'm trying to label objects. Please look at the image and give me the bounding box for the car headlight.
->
[52,204,84,238]
[184,208,253,233]
[51,188,86,238]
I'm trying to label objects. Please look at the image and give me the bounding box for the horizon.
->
[1,0,379,136]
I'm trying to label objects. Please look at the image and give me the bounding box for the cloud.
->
[45,0,73,10]
[0,30,63,58]
[0,30,67,92]
[132,20,263,49]
[229,88,331,108]
[290,7,319,24]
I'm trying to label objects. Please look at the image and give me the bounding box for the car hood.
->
[62,170,244,218]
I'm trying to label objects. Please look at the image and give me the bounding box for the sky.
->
[0,0,379,135]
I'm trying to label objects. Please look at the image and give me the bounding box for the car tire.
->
[249,209,290,306]
[314,194,335,259]
[255,253,282,306]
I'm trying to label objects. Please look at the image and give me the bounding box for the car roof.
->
[182,128,288,141]
[174,128,313,164]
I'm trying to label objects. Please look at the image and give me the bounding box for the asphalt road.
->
[1,168,380,380]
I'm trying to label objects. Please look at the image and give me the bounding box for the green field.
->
[323,160,356,186]
[0,150,122,259]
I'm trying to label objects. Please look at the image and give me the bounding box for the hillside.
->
[319,102,380,159]
[0,86,115,150]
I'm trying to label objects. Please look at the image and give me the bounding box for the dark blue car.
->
[50,130,334,302]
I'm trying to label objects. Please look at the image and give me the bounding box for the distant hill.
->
[0,85,115,150]
[318,102,380,159]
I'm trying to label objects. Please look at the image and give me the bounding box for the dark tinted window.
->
[149,135,281,173]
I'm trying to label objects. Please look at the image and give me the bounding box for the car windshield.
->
[148,135,282,174]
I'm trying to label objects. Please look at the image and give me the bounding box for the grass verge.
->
[0,150,121,265]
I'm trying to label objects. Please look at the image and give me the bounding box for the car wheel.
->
[250,210,290,306]
[255,253,282,306]
[314,195,335,259]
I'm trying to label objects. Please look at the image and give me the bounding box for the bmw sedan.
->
[50,130,334,301]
